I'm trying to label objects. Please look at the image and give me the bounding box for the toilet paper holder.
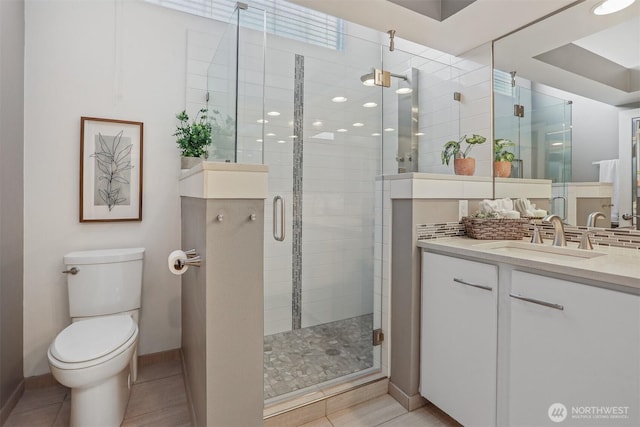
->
[175,249,201,270]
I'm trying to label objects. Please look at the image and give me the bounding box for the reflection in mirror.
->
[493,0,640,227]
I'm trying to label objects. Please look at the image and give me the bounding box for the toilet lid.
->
[51,315,137,363]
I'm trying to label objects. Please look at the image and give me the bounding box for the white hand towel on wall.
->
[595,159,619,222]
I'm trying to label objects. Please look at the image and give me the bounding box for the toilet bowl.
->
[48,315,139,427]
[49,247,144,427]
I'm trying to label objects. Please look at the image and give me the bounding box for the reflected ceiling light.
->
[337,128,348,132]
[332,96,348,103]
[396,87,413,94]
[353,123,364,127]
[289,135,297,138]
[360,72,375,86]
[266,132,276,136]
[551,142,564,146]
[593,0,635,15]
[372,133,381,136]
[257,119,268,124]
[277,140,286,144]
[363,102,378,108]
[267,111,280,116]
[312,120,323,127]
[415,132,425,136]
[395,79,414,94]
[384,128,395,132]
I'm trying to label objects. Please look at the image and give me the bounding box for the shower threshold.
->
[264,313,375,400]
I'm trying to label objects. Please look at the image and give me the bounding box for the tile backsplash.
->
[417,221,640,251]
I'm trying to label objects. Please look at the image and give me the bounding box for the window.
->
[493,69,514,97]
[145,0,344,50]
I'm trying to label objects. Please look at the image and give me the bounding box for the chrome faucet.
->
[543,214,567,247]
[586,211,606,227]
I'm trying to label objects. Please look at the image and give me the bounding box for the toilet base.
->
[70,364,131,427]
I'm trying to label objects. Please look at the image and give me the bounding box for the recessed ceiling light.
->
[384,128,395,132]
[257,119,268,124]
[551,142,564,146]
[593,0,635,15]
[266,132,276,136]
[277,140,286,144]
[337,128,348,132]
[363,102,378,108]
[267,111,280,116]
[415,132,425,136]
[371,133,381,136]
[289,135,297,138]
[256,139,263,142]
[332,96,348,103]
[353,123,364,127]
[312,120,323,127]
[395,87,413,95]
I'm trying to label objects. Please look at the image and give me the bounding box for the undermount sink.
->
[474,241,607,260]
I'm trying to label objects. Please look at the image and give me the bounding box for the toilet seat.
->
[48,315,138,370]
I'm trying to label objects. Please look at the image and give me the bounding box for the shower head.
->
[360,72,375,86]
[360,69,409,88]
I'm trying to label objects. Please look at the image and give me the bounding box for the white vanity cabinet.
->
[420,252,498,427]
[508,271,640,427]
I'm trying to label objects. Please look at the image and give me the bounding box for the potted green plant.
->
[494,138,516,178]
[441,134,487,176]
[174,108,212,169]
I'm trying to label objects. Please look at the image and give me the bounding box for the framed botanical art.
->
[80,117,143,222]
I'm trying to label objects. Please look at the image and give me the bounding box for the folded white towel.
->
[480,198,514,215]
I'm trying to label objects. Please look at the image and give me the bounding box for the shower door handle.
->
[273,195,285,241]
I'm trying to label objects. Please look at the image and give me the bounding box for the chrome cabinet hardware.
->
[453,278,493,291]
[510,293,564,311]
[62,267,79,275]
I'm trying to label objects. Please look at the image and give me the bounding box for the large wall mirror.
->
[493,0,639,229]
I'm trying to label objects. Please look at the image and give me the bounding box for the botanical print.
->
[92,131,133,211]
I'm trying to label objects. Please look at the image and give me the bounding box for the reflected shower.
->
[360,67,419,172]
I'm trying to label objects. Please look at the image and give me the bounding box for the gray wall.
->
[0,0,25,419]
[181,197,264,427]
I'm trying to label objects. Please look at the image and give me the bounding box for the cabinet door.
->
[421,252,498,427]
[509,271,640,426]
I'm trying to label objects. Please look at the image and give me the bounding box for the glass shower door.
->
[494,78,572,218]
[261,24,384,400]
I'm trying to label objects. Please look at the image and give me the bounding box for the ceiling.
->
[287,0,578,56]
[289,0,640,107]
[494,0,640,106]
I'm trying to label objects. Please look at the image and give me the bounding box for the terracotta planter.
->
[494,161,512,178]
[181,156,202,170]
[454,158,476,176]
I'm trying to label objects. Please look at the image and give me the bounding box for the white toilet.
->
[48,247,145,427]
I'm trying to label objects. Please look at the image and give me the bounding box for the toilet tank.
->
[63,248,145,318]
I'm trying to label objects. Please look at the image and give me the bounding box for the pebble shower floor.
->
[263,314,374,399]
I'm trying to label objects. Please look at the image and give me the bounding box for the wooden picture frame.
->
[80,117,143,222]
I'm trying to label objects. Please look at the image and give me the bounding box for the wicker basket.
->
[462,217,528,240]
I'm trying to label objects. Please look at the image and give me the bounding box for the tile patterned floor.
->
[264,314,374,399]
[4,359,190,427]
[308,394,463,427]
[4,352,461,427]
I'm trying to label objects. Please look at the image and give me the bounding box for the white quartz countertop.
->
[418,237,640,292]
